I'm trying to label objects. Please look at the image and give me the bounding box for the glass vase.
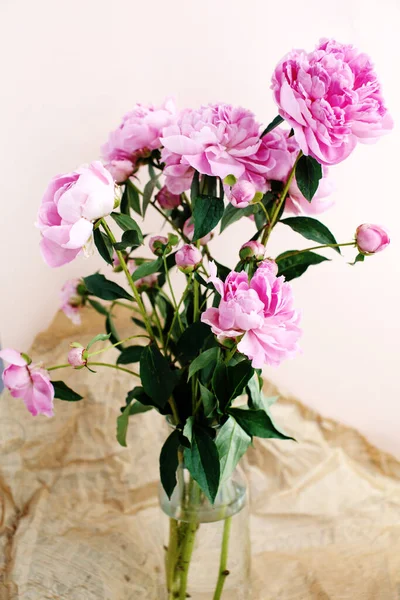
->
[158,447,251,599]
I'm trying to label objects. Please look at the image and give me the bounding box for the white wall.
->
[1,0,399,455]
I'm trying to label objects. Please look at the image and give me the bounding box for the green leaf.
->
[52,380,83,401]
[116,402,131,447]
[350,253,365,266]
[125,179,141,215]
[199,383,216,419]
[117,346,144,365]
[212,360,229,409]
[220,203,256,233]
[260,115,285,138]
[184,425,220,503]
[140,344,177,408]
[88,299,109,316]
[86,333,111,350]
[212,357,254,412]
[188,347,220,380]
[216,416,251,482]
[93,229,114,264]
[105,314,123,348]
[131,258,163,282]
[176,322,212,363]
[228,407,294,440]
[125,385,153,406]
[113,229,142,251]
[192,195,224,241]
[84,273,133,301]
[190,171,200,203]
[110,213,143,241]
[281,217,340,254]
[143,175,160,216]
[295,155,323,201]
[160,429,181,499]
[276,251,329,281]
[129,401,153,416]
[183,416,194,443]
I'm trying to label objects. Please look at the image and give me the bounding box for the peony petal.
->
[0,348,27,366]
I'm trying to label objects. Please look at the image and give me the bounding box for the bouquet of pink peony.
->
[1,39,392,599]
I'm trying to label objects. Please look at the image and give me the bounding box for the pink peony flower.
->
[356,224,390,254]
[155,186,182,210]
[0,349,54,417]
[262,128,334,215]
[60,279,84,325]
[102,99,176,182]
[272,39,393,166]
[258,259,279,276]
[175,244,202,273]
[68,347,86,368]
[227,181,257,208]
[239,241,265,261]
[149,235,168,255]
[37,161,115,268]
[183,218,212,245]
[161,104,275,194]
[201,262,301,368]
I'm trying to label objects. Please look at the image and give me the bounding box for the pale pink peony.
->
[175,244,202,273]
[161,104,275,194]
[68,347,86,368]
[0,349,54,417]
[356,224,390,254]
[156,186,182,210]
[102,99,176,182]
[201,262,301,368]
[272,39,393,166]
[262,128,334,215]
[239,241,265,261]
[37,161,115,268]
[258,259,279,276]
[60,279,84,325]
[183,218,212,245]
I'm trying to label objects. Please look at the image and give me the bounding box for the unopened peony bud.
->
[239,241,265,261]
[68,346,87,368]
[155,186,182,210]
[183,218,212,245]
[149,235,169,256]
[356,224,390,254]
[175,244,202,273]
[228,181,257,208]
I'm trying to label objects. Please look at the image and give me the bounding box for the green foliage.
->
[220,203,257,233]
[113,230,142,251]
[184,424,220,503]
[84,273,133,301]
[176,322,213,363]
[128,401,153,416]
[188,347,220,380]
[276,251,329,281]
[110,212,144,243]
[212,357,254,412]
[295,155,323,201]
[192,195,224,241]
[51,381,83,401]
[260,115,284,138]
[140,344,178,409]
[228,407,294,440]
[131,258,163,282]
[93,229,114,264]
[350,253,365,266]
[143,172,161,216]
[160,429,181,498]
[117,346,144,364]
[105,314,123,349]
[88,299,109,316]
[124,179,141,215]
[199,383,217,419]
[86,333,111,350]
[281,217,340,253]
[216,416,251,482]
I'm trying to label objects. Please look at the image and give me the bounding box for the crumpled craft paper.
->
[1,308,400,600]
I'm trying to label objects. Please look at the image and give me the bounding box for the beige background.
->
[0,0,399,455]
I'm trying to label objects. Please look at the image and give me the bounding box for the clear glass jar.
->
[158,450,251,599]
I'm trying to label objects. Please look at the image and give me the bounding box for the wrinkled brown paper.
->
[1,308,400,599]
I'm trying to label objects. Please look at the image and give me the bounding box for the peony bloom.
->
[258,259,279,276]
[175,244,202,273]
[239,241,265,261]
[356,224,390,254]
[0,349,54,417]
[272,39,393,166]
[60,279,85,325]
[201,262,301,368]
[161,104,275,194]
[155,186,182,210]
[102,99,176,182]
[37,161,116,268]
[227,181,257,208]
[262,128,334,215]
[68,346,86,368]
[149,235,169,256]
[183,218,212,245]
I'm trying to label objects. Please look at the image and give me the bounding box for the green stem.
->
[100,219,154,340]
[224,345,237,364]
[47,362,139,377]
[166,518,179,596]
[261,150,302,246]
[275,241,356,260]
[256,200,270,224]
[87,334,149,358]
[212,517,233,600]
[164,255,183,332]
[165,274,193,351]
[177,481,201,600]
[112,300,142,315]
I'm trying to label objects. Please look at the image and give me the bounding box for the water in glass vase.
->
[159,462,251,600]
